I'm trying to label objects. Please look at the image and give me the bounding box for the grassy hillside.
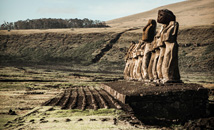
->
[0,25,213,73]
[0,32,113,64]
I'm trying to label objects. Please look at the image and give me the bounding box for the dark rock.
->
[40,120,48,123]
[17,123,24,126]
[77,118,83,121]
[100,118,110,122]
[65,118,71,122]
[113,118,117,125]
[8,109,17,115]
[40,118,45,121]
[3,121,12,127]
[53,120,59,123]
[7,121,12,124]
[29,119,35,123]
[89,119,97,121]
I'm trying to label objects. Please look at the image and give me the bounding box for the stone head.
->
[157,9,176,24]
[143,19,156,31]
[147,19,156,26]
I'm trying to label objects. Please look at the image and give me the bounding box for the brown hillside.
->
[0,25,213,73]
[106,0,214,28]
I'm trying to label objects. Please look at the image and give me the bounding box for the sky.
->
[0,0,185,24]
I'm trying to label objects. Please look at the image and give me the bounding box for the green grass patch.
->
[0,115,18,130]
[70,40,106,65]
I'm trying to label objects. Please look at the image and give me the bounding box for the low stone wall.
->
[102,81,209,123]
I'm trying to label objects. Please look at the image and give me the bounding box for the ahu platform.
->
[102,81,209,123]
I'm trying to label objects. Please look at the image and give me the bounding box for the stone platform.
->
[102,81,209,123]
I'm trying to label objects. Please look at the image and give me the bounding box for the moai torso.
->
[156,25,166,80]
[141,19,156,81]
[124,41,136,80]
[148,39,157,80]
[161,21,181,82]
[130,42,140,80]
[124,41,136,62]
[152,28,163,81]
[135,40,145,81]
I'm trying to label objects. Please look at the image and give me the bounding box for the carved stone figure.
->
[132,41,144,80]
[152,48,160,81]
[156,38,165,81]
[124,41,136,80]
[136,55,143,80]
[141,19,156,81]
[162,21,181,83]
[152,27,163,82]
[157,9,181,83]
[156,14,169,82]
[157,9,175,25]
[135,40,145,81]
[132,52,138,80]
[148,39,156,80]
[129,42,139,80]
[124,58,132,80]
[124,9,181,83]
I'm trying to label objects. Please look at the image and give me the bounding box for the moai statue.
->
[135,40,145,81]
[152,26,164,82]
[124,41,136,80]
[157,9,181,83]
[141,19,156,82]
[130,42,141,80]
[156,11,171,82]
[156,27,166,82]
[124,41,139,80]
[148,39,156,81]
[132,50,138,80]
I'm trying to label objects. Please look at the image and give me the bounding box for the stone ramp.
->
[43,86,124,110]
[102,81,209,123]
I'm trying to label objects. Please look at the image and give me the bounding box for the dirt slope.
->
[0,25,213,73]
[107,0,214,28]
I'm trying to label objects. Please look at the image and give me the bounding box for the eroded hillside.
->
[0,25,214,73]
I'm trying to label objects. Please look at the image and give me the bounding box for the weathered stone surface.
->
[102,81,209,122]
[184,117,214,130]
[124,20,156,81]
[162,21,181,82]
[157,9,176,25]
[142,19,156,42]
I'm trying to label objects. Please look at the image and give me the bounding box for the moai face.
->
[143,19,156,31]
[142,19,156,42]
[157,9,175,24]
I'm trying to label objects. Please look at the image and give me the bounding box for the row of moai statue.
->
[124,9,182,83]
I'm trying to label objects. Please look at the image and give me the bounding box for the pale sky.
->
[0,0,185,24]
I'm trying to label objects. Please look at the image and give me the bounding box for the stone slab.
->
[102,81,209,122]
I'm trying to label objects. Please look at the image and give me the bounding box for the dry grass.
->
[0,66,141,130]
[0,27,130,35]
[106,0,214,28]
[0,66,213,129]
